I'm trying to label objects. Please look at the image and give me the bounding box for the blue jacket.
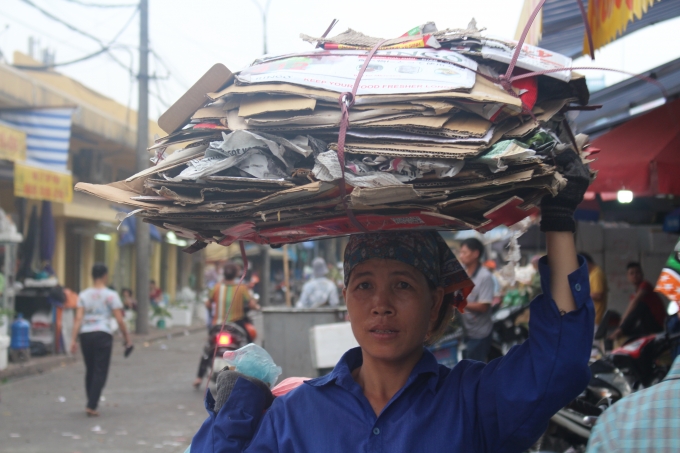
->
[191,256,594,453]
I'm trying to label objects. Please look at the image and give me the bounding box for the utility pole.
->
[250,0,272,55]
[135,0,150,334]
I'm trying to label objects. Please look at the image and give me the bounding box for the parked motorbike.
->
[203,322,250,382]
[532,357,631,452]
[607,330,680,390]
[488,303,530,361]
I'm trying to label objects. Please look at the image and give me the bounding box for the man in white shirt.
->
[70,264,132,417]
[296,257,339,308]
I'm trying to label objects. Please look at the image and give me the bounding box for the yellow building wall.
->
[80,236,94,289]
[166,244,178,302]
[106,232,119,287]
[151,242,161,289]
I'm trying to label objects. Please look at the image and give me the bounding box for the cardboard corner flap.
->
[158,63,234,134]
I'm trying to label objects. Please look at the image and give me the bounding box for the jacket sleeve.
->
[471,256,594,453]
[190,378,276,453]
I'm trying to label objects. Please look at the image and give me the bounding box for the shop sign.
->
[0,123,27,162]
[14,162,73,203]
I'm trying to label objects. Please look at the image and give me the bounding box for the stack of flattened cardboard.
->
[76,21,591,252]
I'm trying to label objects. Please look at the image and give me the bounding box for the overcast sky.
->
[1,0,678,122]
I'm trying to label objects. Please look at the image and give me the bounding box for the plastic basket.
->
[428,338,459,368]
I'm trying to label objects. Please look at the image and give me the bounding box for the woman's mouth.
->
[369,328,399,339]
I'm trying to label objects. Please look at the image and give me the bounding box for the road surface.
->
[0,330,211,453]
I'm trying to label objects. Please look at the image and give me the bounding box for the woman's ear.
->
[430,287,445,324]
[343,288,351,322]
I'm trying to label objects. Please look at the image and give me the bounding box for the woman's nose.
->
[371,286,394,316]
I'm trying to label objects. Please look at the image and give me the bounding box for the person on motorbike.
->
[193,261,259,389]
[189,149,595,453]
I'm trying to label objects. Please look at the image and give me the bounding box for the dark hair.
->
[580,252,594,264]
[223,261,240,280]
[122,288,133,297]
[426,290,456,347]
[149,279,156,285]
[627,262,642,271]
[92,263,108,280]
[460,238,485,261]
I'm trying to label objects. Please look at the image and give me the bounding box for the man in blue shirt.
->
[190,147,594,452]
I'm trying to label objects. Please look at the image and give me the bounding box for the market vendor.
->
[190,149,594,453]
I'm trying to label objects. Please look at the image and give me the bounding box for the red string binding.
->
[335,39,390,234]
[575,0,595,60]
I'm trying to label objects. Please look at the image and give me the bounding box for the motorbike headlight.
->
[595,372,632,398]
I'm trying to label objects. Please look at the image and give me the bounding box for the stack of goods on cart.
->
[76,20,593,251]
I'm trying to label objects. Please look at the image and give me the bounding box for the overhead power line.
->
[59,0,138,7]
[16,0,138,73]
[21,0,108,44]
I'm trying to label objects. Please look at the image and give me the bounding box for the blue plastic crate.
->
[428,338,459,368]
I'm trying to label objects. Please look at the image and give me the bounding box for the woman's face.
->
[344,258,444,365]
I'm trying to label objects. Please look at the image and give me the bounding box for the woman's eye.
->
[396,281,412,290]
[357,282,371,290]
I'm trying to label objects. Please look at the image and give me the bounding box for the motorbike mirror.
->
[582,416,598,427]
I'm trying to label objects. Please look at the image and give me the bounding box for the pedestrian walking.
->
[70,263,132,417]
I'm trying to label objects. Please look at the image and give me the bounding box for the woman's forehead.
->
[350,259,424,279]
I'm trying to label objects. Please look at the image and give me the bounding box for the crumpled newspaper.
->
[313,151,464,188]
[172,130,313,181]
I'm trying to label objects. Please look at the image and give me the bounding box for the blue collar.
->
[306,347,441,394]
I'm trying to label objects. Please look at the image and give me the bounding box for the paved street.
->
[0,330,210,453]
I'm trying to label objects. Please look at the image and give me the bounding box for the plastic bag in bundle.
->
[222,343,282,388]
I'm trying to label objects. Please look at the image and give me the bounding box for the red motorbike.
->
[608,331,680,390]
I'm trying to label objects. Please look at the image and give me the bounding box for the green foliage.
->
[0,308,15,326]
[152,305,172,319]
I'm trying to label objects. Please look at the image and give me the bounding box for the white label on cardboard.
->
[481,38,572,82]
[238,49,477,95]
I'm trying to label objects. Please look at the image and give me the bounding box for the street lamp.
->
[250,0,273,55]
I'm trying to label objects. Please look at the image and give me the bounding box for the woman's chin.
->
[361,342,423,364]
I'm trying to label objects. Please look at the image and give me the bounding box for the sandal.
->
[193,378,202,390]
[86,408,99,417]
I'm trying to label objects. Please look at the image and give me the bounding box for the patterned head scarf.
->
[343,231,473,312]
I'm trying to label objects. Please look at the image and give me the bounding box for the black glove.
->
[214,369,274,413]
[540,148,591,233]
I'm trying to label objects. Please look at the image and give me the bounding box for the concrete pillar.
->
[177,249,190,289]
[130,246,137,294]
[53,218,66,284]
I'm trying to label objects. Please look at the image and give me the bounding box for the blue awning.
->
[574,56,680,135]
[537,0,680,58]
[118,214,162,246]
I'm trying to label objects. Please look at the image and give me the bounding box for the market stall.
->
[0,208,22,370]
